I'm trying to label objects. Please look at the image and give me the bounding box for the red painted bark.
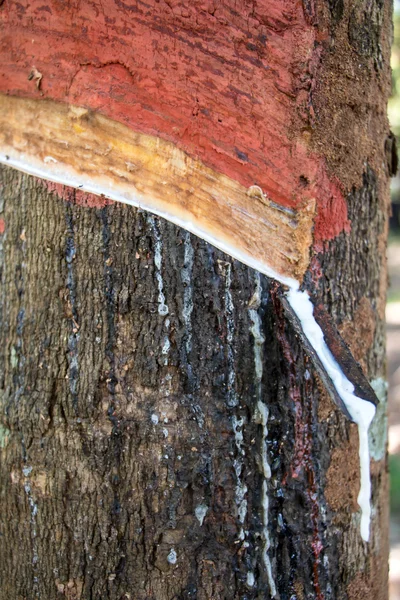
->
[0,0,349,241]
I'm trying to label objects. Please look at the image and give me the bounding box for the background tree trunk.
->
[0,0,393,599]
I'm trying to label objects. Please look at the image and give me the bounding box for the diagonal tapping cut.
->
[0,93,378,542]
[0,94,313,287]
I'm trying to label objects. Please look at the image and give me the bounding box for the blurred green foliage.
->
[391,455,400,513]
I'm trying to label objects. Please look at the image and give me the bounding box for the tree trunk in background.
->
[0,1,393,599]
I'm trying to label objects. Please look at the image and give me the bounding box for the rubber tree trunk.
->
[0,1,393,600]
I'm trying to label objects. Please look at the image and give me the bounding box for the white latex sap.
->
[286,289,376,542]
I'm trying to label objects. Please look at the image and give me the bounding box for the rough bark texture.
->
[0,0,392,599]
[0,167,389,599]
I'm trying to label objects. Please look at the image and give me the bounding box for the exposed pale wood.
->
[0,93,315,283]
[0,0,342,244]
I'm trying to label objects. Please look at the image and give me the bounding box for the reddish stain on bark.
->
[271,285,307,480]
[0,218,5,234]
[43,181,112,208]
[271,283,325,600]
[308,256,324,289]
[0,0,349,242]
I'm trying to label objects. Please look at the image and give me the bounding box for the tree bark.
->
[0,0,393,599]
